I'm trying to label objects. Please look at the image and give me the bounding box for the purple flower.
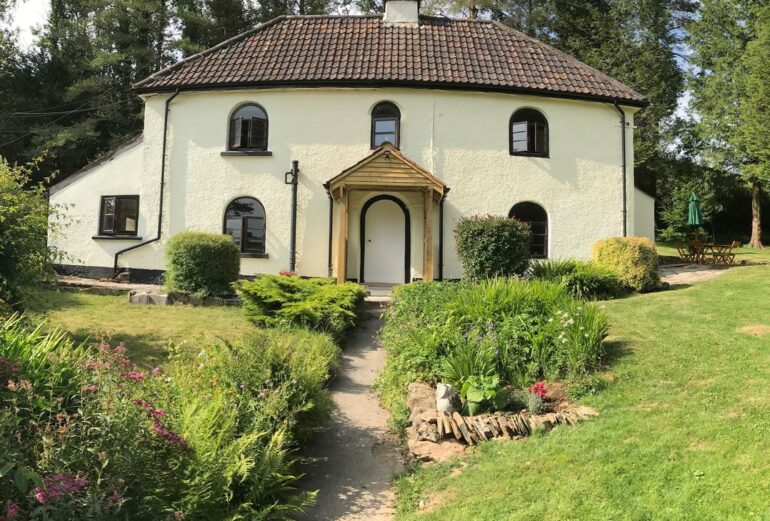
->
[6,502,20,519]
[108,492,123,503]
[33,489,48,504]
[125,371,144,382]
[487,322,494,330]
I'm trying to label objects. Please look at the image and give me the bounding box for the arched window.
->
[371,101,400,148]
[228,104,268,151]
[510,109,548,157]
[224,197,266,255]
[509,202,548,258]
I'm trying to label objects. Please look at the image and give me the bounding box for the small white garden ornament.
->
[436,383,461,413]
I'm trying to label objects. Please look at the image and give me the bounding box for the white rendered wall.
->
[50,87,638,279]
[634,188,655,242]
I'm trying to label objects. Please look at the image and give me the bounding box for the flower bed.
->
[376,279,609,430]
[0,314,338,520]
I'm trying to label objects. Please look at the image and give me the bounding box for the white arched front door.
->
[361,197,409,284]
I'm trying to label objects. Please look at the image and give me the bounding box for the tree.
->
[0,158,63,307]
[688,0,767,247]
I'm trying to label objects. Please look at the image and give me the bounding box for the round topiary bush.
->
[454,215,531,279]
[165,232,241,296]
[592,236,660,292]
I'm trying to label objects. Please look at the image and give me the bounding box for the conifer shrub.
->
[235,275,365,341]
[454,215,531,279]
[592,237,661,292]
[165,232,241,296]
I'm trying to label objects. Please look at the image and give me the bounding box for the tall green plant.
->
[0,159,63,307]
[454,215,531,279]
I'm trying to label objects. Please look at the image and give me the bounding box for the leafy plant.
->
[0,159,64,308]
[165,232,241,297]
[454,215,531,279]
[525,391,548,414]
[460,375,507,415]
[529,259,628,300]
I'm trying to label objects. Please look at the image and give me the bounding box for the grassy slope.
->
[28,288,251,367]
[397,265,770,520]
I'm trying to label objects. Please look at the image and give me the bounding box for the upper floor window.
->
[371,101,400,148]
[228,104,268,151]
[99,195,139,236]
[510,108,548,157]
[224,197,266,256]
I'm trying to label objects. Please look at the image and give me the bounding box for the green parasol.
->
[688,193,703,226]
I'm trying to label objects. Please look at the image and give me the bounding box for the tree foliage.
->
[0,158,63,307]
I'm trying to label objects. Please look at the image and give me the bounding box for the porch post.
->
[335,189,349,283]
[423,189,434,281]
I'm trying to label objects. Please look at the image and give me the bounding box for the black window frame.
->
[509,108,549,157]
[98,195,139,237]
[371,101,401,149]
[509,202,548,258]
[223,197,268,257]
[227,103,269,152]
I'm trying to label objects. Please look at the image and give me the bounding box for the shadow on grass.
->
[66,328,170,368]
[602,339,633,368]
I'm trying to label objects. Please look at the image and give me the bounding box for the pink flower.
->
[5,502,20,519]
[528,381,548,399]
[33,488,48,504]
[115,344,126,354]
[108,492,123,503]
[151,367,162,376]
[6,380,15,392]
[125,371,144,382]
[174,511,185,520]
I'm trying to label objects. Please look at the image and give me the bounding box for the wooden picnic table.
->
[683,241,737,265]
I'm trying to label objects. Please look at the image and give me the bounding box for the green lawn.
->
[396,265,770,520]
[657,241,770,264]
[28,288,252,367]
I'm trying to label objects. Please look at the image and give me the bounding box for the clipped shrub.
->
[529,259,628,300]
[165,232,241,296]
[592,237,661,292]
[235,275,365,341]
[454,215,531,279]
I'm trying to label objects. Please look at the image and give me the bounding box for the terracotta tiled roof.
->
[134,15,646,106]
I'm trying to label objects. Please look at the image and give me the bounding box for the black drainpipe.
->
[438,187,450,281]
[284,160,299,272]
[324,182,333,277]
[612,100,628,237]
[113,88,180,275]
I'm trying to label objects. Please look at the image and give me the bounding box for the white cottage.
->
[49,0,654,285]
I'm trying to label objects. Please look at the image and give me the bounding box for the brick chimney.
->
[384,0,419,26]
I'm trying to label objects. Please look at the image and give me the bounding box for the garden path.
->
[660,264,731,285]
[300,313,404,521]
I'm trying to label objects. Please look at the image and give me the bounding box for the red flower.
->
[528,381,548,399]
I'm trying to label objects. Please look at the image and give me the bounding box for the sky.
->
[7,0,49,49]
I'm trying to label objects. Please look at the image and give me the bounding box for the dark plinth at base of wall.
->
[55,264,166,285]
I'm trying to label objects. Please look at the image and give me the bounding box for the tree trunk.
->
[749,180,763,249]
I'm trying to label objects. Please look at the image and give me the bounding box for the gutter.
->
[612,100,628,237]
[438,187,450,281]
[324,182,333,277]
[113,88,180,274]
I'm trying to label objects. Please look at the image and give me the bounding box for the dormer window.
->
[510,108,548,157]
[228,104,268,151]
[371,102,400,148]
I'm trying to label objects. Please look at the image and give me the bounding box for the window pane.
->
[375,119,396,133]
[117,198,138,233]
[225,217,242,246]
[244,217,265,253]
[101,197,115,233]
[512,122,528,153]
[374,133,396,146]
[534,123,547,154]
[250,117,267,150]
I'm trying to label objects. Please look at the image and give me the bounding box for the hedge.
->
[454,215,531,279]
[165,232,241,296]
[592,237,661,292]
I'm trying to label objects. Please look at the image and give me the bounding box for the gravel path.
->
[660,264,731,285]
[300,314,404,521]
